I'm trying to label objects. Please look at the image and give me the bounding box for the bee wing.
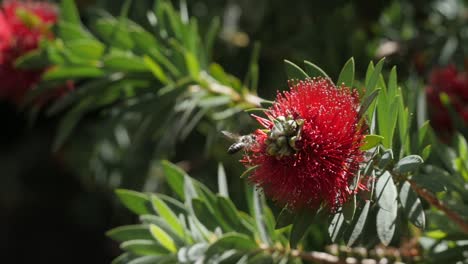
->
[221,130,240,141]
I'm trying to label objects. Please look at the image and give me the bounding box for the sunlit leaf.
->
[394,155,423,174]
[376,206,397,246]
[375,171,397,211]
[347,200,370,246]
[399,181,425,229]
[116,189,152,215]
[337,57,355,87]
[149,224,177,253]
[361,134,384,150]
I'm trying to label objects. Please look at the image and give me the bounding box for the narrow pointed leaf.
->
[399,181,425,229]
[60,0,81,25]
[161,160,186,200]
[217,163,229,198]
[121,239,169,256]
[303,60,330,79]
[337,57,355,87]
[361,135,384,150]
[253,189,272,245]
[275,207,295,229]
[284,60,309,79]
[151,195,184,238]
[342,195,356,222]
[347,200,370,247]
[205,233,257,258]
[328,212,345,243]
[290,210,314,249]
[394,155,424,174]
[358,88,380,119]
[376,206,397,246]
[149,224,177,253]
[116,189,151,215]
[365,58,385,93]
[107,225,153,242]
[375,171,397,211]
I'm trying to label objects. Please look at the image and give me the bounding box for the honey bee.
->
[221,131,256,154]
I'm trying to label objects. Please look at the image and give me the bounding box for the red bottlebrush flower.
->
[0,0,58,104]
[242,78,365,211]
[426,65,468,136]
[0,13,12,58]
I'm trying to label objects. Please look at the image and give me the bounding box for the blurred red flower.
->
[426,65,468,136]
[242,78,365,210]
[0,0,59,104]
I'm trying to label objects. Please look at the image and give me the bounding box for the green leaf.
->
[15,49,49,69]
[358,88,380,119]
[93,17,134,49]
[337,57,355,87]
[387,66,397,95]
[412,165,449,193]
[139,215,186,246]
[112,253,133,264]
[216,196,249,234]
[246,252,274,263]
[128,256,174,264]
[52,101,89,151]
[284,60,309,79]
[365,58,385,94]
[184,243,209,262]
[121,239,169,256]
[149,224,177,253]
[378,149,394,169]
[60,0,81,25]
[361,135,384,150]
[303,60,330,79]
[191,198,218,230]
[347,200,370,246]
[217,163,229,198]
[143,55,170,84]
[43,66,105,80]
[107,225,153,242]
[375,171,397,211]
[115,189,152,215]
[58,22,93,41]
[161,160,186,200]
[275,207,295,229]
[244,42,261,93]
[253,189,272,245]
[65,39,105,61]
[205,233,257,257]
[151,195,184,238]
[376,206,397,246]
[394,155,423,174]
[240,165,258,179]
[185,51,200,78]
[399,181,425,229]
[328,212,345,243]
[204,16,220,61]
[342,195,356,223]
[421,145,432,161]
[290,210,314,249]
[103,52,148,72]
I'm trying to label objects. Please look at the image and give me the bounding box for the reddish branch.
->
[408,179,468,234]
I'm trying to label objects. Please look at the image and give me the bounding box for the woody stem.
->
[408,179,468,234]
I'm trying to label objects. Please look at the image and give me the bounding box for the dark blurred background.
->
[1,0,466,262]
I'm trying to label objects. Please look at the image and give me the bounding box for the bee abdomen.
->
[227,143,244,154]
